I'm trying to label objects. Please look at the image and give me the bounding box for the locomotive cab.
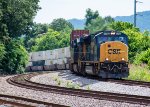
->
[94,31,129,78]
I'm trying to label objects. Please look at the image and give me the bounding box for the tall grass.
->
[127,64,150,82]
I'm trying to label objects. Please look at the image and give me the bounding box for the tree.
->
[110,21,139,32]
[1,40,28,74]
[31,29,70,51]
[0,43,5,63]
[85,17,106,33]
[0,0,40,38]
[85,16,114,33]
[104,16,114,24]
[134,48,150,69]
[50,18,74,32]
[85,8,99,26]
[26,23,49,38]
[24,23,49,50]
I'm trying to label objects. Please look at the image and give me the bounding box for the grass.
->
[53,76,62,85]
[52,76,81,89]
[66,81,81,89]
[126,64,150,82]
[86,85,91,90]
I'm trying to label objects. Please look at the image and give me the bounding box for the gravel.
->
[0,72,149,107]
[31,70,150,97]
[0,106,9,107]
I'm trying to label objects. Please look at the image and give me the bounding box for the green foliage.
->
[85,8,99,26]
[0,43,5,63]
[24,23,49,51]
[85,17,106,33]
[85,16,114,33]
[104,16,114,24]
[127,65,150,82]
[123,29,143,61]
[0,0,39,74]
[86,85,91,90]
[110,21,139,32]
[148,60,150,69]
[1,40,28,74]
[134,48,150,66]
[26,38,36,52]
[0,0,40,38]
[143,30,150,36]
[27,23,49,38]
[66,81,80,89]
[50,18,74,32]
[85,9,114,33]
[31,29,70,51]
[139,34,150,51]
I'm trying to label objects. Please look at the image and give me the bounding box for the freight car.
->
[26,47,71,71]
[69,30,129,78]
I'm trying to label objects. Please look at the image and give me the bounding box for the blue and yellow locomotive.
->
[69,30,129,78]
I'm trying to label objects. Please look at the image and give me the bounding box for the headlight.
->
[122,58,125,61]
[106,58,109,61]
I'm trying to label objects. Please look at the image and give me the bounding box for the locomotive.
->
[69,30,129,78]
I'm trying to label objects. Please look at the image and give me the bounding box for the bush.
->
[148,60,150,69]
[1,40,28,74]
[110,21,139,32]
[0,43,6,63]
[123,29,143,61]
[134,48,150,68]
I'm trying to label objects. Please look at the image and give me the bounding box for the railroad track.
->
[74,72,150,88]
[0,94,67,107]
[7,72,150,106]
[107,79,150,88]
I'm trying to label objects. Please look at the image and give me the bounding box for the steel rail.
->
[107,79,150,88]
[0,94,67,107]
[7,73,150,106]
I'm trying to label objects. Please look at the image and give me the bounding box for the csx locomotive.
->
[69,30,129,78]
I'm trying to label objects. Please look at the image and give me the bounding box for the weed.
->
[57,80,61,85]
[66,81,81,89]
[126,64,150,82]
[52,76,62,86]
[85,85,90,90]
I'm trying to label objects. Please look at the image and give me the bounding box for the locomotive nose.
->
[100,41,128,62]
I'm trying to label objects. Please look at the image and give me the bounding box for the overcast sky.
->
[34,0,150,23]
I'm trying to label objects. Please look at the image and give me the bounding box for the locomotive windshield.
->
[98,36,128,45]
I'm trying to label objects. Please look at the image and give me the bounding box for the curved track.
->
[7,72,150,106]
[0,94,66,107]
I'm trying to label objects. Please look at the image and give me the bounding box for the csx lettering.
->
[108,49,121,54]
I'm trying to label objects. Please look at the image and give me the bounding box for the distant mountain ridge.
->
[115,11,150,31]
[67,11,150,31]
[68,18,85,29]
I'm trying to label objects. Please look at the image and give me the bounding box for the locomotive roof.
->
[91,30,128,38]
[73,30,128,44]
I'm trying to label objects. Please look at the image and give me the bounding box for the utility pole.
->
[134,0,142,27]
[134,0,137,27]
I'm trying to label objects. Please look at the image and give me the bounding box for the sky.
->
[34,0,150,24]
